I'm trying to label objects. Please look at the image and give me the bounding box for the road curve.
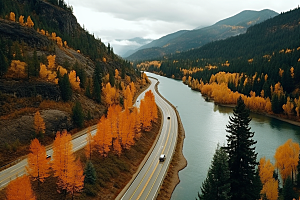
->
[119,77,178,200]
[0,77,178,200]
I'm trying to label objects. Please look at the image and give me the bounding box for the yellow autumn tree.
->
[47,55,56,70]
[19,15,24,25]
[69,70,80,90]
[9,12,15,21]
[7,60,27,79]
[34,111,46,135]
[259,157,278,200]
[274,139,300,183]
[26,16,34,28]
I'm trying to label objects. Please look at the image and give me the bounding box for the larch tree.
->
[34,111,46,136]
[26,138,50,184]
[66,159,85,200]
[274,139,300,183]
[9,12,15,21]
[19,15,24,25]
[26,16,34,27]
[52,130,75,192]
[94,116,111,156]
[224,96,260,200]
[197,145,230,200]
[6,175,36,200]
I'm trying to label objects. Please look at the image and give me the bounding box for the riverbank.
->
[153,80,188,200]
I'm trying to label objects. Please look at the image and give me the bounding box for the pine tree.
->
[197,145,230,200]
[84,161,96,185]
[224,96,259,200]
[72,101,84,128]
[59,73,72,101]
[282,176,296,200]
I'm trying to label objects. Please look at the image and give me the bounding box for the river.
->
[145,72,300,200]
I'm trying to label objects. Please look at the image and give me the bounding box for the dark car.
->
[167,116,170,120]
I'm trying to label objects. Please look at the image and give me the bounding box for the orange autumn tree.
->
[274,139,300,183]
[26,16,34,28]
[8,60,27,79]
[103,82,118,105]
[66,159,85,199]
[52,130,75,192]
[34,111,46,136]
[9,12,15,21]
[47,55,56,70]
[259,157,278,200]
[19,15,24,25]
[26,138,50,195]
[69,70,80,90]
[94,116,111,156]
[6,175,36,200]
[124,85,133,108]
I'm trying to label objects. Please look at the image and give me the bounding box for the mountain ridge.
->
[126,9,278,61]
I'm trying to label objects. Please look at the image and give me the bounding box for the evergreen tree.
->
[297,153,300,186]
[85,79,92,98]
[224,96,259,200]
[32,50,39,77]
[0,50,8,76]
[92,62,102,103]
[84,161,96,185]
[72,101,84,128]
[282,176,296,200]
[197,145,230,200]
[109,70,115,87]
[59,73,72,101]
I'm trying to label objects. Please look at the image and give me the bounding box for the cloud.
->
[68,0,300,55]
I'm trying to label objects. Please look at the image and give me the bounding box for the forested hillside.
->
[143,6,300,117]
[127,9,278,61]
[0,0,145,167]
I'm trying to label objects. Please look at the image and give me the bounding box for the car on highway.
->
[167,116,170,120]
[46,155,51,159]
[159,154,166,162]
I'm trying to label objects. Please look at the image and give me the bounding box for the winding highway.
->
[0,77,179,200]
[119,77,178,200]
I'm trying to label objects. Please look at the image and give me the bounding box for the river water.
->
[146,72,300,200]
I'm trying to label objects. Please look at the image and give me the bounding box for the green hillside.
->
[145,6,300,114]
[127,9,278,61]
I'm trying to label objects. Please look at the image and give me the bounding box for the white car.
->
[159,154,166,162]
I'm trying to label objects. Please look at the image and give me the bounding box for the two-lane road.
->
[0,77,179,200]
[120,77,178,200]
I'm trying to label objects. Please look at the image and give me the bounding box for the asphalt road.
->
[0,128,98,189]
[120,77,178,200]
[0,77,178,200]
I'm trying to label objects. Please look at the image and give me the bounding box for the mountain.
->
[115,37,152,57]
[121,30,187,58]
[127,9,278,61]
[150,7,300,101]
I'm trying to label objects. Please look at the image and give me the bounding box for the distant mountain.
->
[127,9,278,61]
[121,30,187,58]
[117,37,152,57]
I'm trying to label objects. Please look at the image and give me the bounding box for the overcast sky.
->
[67,0,299,54]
